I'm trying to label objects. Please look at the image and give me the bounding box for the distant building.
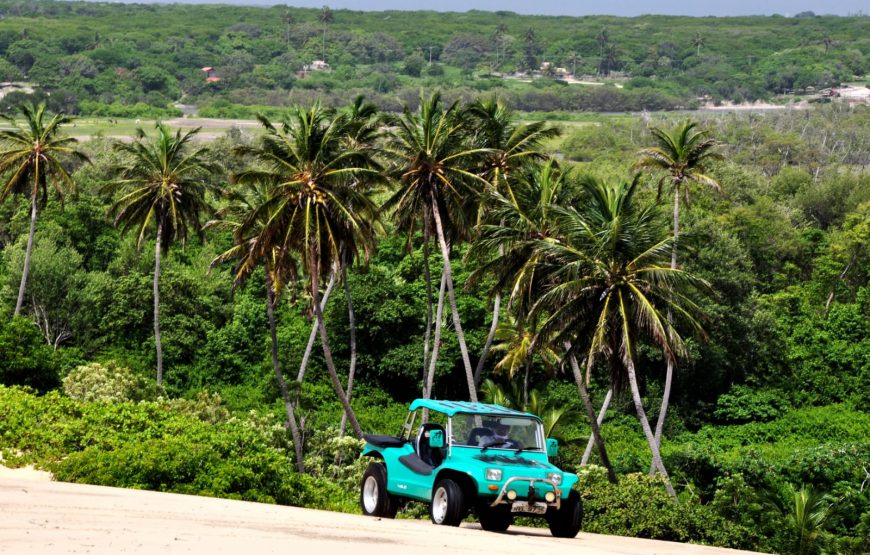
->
[201,67,221,83]
[303,60,330,72]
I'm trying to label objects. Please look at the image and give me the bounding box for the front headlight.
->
[547,472,562,485]
[485,468,503,481]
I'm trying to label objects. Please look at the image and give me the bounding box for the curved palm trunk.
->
[625,357,676,499]
[338,264,357,438]
[651,185,680,472]
[14,196,38,316]
[266,274,305,473]
[473,233,506,388]
[429,195,477,403]
[568,352,617,483]
[424,267,448,420]
[582,388,613,466]
[154,220,164,386]
[422,218,433,392]
[474,292,500,388]
[523,357,531,406]
[296,271,336,384]
[310,260,362,439]
[473,242,503,387]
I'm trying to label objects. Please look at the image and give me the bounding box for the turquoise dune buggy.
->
[359,399,582,537]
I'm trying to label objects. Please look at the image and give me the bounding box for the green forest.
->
[0,0,868,116]
[0,2,869,554]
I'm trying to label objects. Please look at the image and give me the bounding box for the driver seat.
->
[416,423,446,467]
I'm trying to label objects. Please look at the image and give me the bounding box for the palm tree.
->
[778,484,833,555]
[602,43,620,76]
[693,32,705,56]
[233,104,379,439]
[381,92,487,403]
[464,97,559,387]
[337,96,383,438]
[633,120,722,462]
[319,5,334,62]
[595,27,609,76]
[532,175,708,499]
[108,123,219,386]
[207,182,306,473]
[0,102,89,316]
[490,313,559,406]
[469,161,618,483]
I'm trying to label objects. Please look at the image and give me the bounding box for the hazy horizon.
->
[64,0,867,17]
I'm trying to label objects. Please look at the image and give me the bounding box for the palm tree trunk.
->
[14,196,38,316]
[296,271,336,383]
[429,194,477,403]
[154,220,164,386]
[625,356,676,499]
[523,358,531,407]
[310,258,363,439]
[474,243,504,387]
[581,388,612,465]
[568,353,617,483]
[266,274,305,473]
[651,185,680,471]
[422,215,433,391]
[338,263,357,438]
[424,266,447,401]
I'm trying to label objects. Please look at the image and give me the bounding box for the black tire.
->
[360,462,398,518]
[547,490,583,538]
[477,502,512,532]
[430,479,465,526]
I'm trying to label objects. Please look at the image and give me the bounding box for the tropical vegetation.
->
[1,66,869,555]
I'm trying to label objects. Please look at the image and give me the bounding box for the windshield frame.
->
[448,412,545,454]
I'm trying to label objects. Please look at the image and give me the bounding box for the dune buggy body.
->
[359,399,582,537]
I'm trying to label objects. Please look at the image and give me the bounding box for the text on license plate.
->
[511,501,547,514]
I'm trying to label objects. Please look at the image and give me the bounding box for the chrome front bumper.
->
[490,476,563,510]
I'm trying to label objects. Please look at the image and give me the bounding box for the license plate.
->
[511,501,547,515]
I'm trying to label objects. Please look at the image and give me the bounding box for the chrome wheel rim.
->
[363,476,379,513]
[432,487,448,523]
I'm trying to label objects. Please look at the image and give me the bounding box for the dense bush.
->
[577,467,750,548]
[63,361,158,403]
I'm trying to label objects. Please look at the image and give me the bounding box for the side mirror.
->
[546,438,559,457]
[429,429,445,448]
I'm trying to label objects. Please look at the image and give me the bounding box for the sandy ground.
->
[0,467,764,555]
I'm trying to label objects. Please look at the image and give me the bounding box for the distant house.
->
[201,67,221,83]
[302,60,330,72]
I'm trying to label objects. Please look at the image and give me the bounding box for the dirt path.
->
[0,473,764,555]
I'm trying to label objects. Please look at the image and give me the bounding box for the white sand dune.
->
[0,471,765,555]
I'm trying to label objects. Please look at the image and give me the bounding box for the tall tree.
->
[523,27,539,72]
[319,5,334,61]
[633,120,722,462]
[208,182,306,473]
[692,32,705,56]
[381,92,487,402]
[469,159,619,482]
[464,97,559,386]
[595,27,609,76]
[0,102,88,316]
[337,96,383,438]
[532,175,708,499]
[108,123,218,386]
[234,104,379,439]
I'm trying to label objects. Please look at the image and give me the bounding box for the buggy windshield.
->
[451,413,544,451]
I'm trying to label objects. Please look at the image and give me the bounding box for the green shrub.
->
[62,361,158,403]
[714,386,790,424]
[0,317,60,392]
[578,467,751,548]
